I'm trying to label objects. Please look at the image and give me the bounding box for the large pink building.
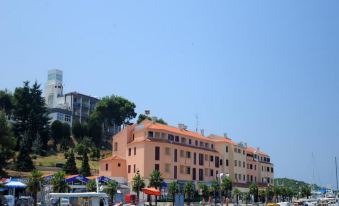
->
[99,120,274,189]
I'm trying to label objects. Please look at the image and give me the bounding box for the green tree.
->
[137,114,167,125]
[15,132,35,171]
[198,183,209,202]
[184,181,194,206]
[51,171,69,193]
[60,123,71,151]
[221,176,232,199]
[63,150,78,175]
[94,95,136,137]
[233,188,241,205]
[149,170,163,206]
[72,120,88,139]
[0,90,13,115]
[104,180,118,205]
[32,133,44,155]
[27,170,43,206]
[86,180,97,192]
[13,81,50,151]
[259,190,266,203]
[210,179,220,205]
[168,181,179,206]
[87,116,103,146]
[301,185,311,199]
[249,183,259,202]
[51,120,63,150]
[266,186,274,202]
[242,192,251,204]
[132,172,145,202]
[80,150,91,176]
[0,111,15,177]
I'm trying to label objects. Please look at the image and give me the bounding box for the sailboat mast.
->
[335,156,338,191]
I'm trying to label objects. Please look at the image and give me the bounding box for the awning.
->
[142,187,161,196]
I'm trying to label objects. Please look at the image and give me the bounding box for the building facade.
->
[99,120,274,190]
[43,69,99,125]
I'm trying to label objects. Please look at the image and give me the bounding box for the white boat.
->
[48,192,109,206]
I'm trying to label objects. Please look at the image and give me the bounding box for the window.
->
[155,132,160,138]
[210,169,214,177]
[199,169,204,181]
[165,147,171,155]
[161,133,167,139]
[234,148,237,153]
[210,156,214,162]
[175,136,179,142]
[215,156,220,168]
[114,142,118,151]
[234,160,237,167]
[238,161,241,166]
[199,153,204,166]
[226,159,229,166]
[220,159,223,166]
[192,168,196,180]
[65,115,71,122]
[271,167,274,173]
[105,164,108,171]
[118,163,121,167]
[189,139,192,145]
[193,153,197,165]
[134,164,136,173]
[211,144,214,149]
[134,147,136,155]
[181,137,186,144]
[155,164,160,171]
[186,167,191,174]
[148,131,154,138]
[204,168,209,177]
[174,166,177,179]
[128,165,131,173]
[226,146,228,153]
[168,134,174,141]
[243,162,245,168]
[254,165,257,170]
[238,174,241,180]
[267,167,270,172]
[174,149,177,162]
[128,148,131,156]
[205,154,208,161]
[200,142,204,147]
[195,140,198,146]
[186,151,191,158]
[243,175,246,181]
[155,146,160,161]
[205,143,209,148]
[235,174,237,180]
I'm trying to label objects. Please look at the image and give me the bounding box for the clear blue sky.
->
[1,0,339,188]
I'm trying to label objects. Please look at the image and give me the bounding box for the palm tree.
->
[51,171,69,193]
[184,181,194,206]
[198,182,209,203]
[232,188,241,206]
[86,180,97,192]
[149,170,163,206]
[104,180,118,205]
[249,183,259,203]
[168,181,179,206]
[210,179,220,206]
[27,170,43,206]
[220,176,232,202]
[132,172,145,203]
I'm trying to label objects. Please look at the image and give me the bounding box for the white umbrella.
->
[5,181,27,188]
[5,181,27,197]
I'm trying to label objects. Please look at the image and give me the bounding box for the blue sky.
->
[1,1,339,188]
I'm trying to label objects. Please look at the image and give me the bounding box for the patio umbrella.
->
[5,181,27,196]
[142,187,161,196]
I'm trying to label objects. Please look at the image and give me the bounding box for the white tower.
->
[44,69,64,108]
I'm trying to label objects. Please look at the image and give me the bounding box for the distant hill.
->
[274,178,321,190]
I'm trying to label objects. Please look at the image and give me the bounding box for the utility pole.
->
[335,157,338,191]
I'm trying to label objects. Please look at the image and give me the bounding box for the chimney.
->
[200,129,205,136]
[257,147,260,151]
[223,133,228,138]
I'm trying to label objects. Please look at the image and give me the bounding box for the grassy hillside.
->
[274,178,321,190]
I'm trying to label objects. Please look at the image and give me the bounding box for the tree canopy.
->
[0,111,15,177]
